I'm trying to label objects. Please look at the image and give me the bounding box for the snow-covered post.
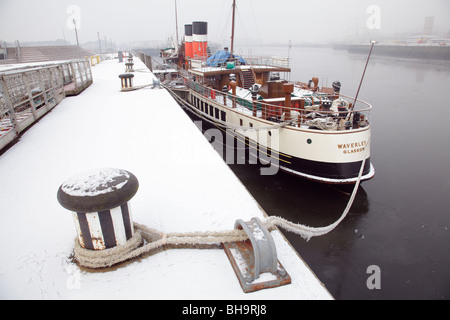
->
[283,83,293,122]
[119,73,134,90]
[230,80,236,108]
[125,62,134,72]
[57,168,139,251]
[250,84,259,117]
[222,85,228,106]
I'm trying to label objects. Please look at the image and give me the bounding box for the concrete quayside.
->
[0,55,333,300]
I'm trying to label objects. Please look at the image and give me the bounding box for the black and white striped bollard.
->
[125,62,134,72]
[119,73,134,90]
[57,168,139,251]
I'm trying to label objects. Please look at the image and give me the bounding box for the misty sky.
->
[1,0,449,47]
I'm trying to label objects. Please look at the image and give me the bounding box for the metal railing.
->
[66,59,93,95]
[1,59,92,151]
[137,51,371,131]
[135,51,154,72]
[184,77,371,131]
[240,56,290,69]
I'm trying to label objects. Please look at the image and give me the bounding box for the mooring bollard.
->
[57,168,139,251]
[125,62,134,72]
[119,73,134,90]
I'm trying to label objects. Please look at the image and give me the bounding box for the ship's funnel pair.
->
[185,22,207,59]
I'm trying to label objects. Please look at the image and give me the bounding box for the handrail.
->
[138,52,371,131]
[1,59,92,151]
[176,75,371,131]
[187,55,290,70]
[240,55,290,69]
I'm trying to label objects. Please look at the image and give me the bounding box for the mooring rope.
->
[73,127,370,269]
[74,223,249,269]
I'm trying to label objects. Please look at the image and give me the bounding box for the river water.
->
[165,46,450,300]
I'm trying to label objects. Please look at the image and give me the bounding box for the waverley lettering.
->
[337,141,367,155]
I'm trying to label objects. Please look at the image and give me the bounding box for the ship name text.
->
[337,141,368,155]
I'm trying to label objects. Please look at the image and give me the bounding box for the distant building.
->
[0,43,92,64]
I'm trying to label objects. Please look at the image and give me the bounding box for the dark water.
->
[175,46,450,300]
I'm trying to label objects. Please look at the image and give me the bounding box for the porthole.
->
[307,139,312,144]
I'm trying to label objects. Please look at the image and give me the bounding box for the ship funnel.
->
[184,24,193,59]
[192,21,208,59]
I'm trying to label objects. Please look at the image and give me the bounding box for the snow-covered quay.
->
[0,57,332,300]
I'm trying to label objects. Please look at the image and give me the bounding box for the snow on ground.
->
[0,57,332,299]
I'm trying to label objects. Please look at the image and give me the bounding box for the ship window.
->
[209,105,214,116]
[240,119,243,126]
[221,110,226,121]
[249,123,253,128]
[215,108,220,119]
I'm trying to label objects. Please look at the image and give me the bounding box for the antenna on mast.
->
[175,0,179,47]
[230,0,236,56]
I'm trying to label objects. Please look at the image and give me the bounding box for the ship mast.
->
[230,0,236,56]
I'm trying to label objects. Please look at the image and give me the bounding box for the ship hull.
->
[170,88,375,184]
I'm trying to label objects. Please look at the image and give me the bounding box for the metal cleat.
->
[223,217,291,293]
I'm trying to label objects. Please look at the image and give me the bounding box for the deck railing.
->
[140,52,372,131]
[183,77,372,131]
[240,56,290,69]
[0,59,92,151]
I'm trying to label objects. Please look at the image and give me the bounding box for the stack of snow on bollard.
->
[57,168,139,251]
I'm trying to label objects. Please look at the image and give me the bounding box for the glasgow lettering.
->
[337,140,368,155]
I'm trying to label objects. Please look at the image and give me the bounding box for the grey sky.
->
[1,0,449,47]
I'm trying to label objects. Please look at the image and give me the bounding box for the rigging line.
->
[249,0,263,45]
[212,0,230,46]
[234,2,261,50]
[215,2,233,48]
[234,4,253,48]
